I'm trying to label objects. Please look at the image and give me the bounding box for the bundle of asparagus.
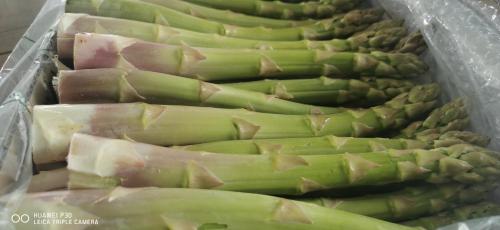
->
[33,84,439,164]
[57,14,417,61]
[19,0,499,229]
[66,0,383,41]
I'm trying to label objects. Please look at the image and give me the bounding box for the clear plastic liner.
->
[0,0,499,229]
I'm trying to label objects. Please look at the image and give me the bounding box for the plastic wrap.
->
[0,0,499,229]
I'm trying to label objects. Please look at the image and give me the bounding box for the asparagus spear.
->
[28,168,69,192]
[74,33,428,81]
[177,131,488,155]
[58,13,406,61]
[402,202,500,230]
[66,0,382,41]
[181,0,360,19]
[14,187,416,230]
[177,99,487,155]
[67,134,500,194]
[222,77,414,106]
[32,84,439,164]
[361,19,406,33]
[54,68,343,115]
[394,99,470,141]
[303,182,496,221]
[394,32,427,54]
[141,0,317,28]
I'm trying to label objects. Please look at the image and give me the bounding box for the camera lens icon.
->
[11,214,30,223]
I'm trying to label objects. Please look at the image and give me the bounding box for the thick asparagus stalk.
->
[58,13,406,61]
[14,187,416,230]
[28,168,69,193]
[181,0,360,19]
[177,100,487,154]
[54,68,343,115]
[178,131,488,155]
[66,0,382,41]
[222,77,414,106]
[74,33,428,81]
[402,202,500,230]
[67,134,500,194]
[303,182,496,221]
[33,84,439,164]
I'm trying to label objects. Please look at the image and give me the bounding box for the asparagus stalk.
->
[394,99,470,141]
[177,131,488,155]
[66,0,382,41]
[181,0,360,19]
[402,202,500,230]
[394,32,427,54]
[58,13,406,61]
[142,0,318,28]
[303,182,496,221]
[177,99,487,154]
[32,84,439,164]
[360,19,406,33]
[54,68,343,115]
[74,33,428,81]
[14,187,416,230]
[28,168,69,192]
[222,77,414,106]
[67,133,500,194]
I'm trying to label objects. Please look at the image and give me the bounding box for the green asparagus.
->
[222,77,414,106]
[67,134,500,194]
[14,187,416,230]
[178,131,488,155]
[360,19,405,33]
[33,84,439,164]
[303,182,496,221]
[141,0,318,27]
[394,32,427,54]
[181,0,360,19]
[178,99,487,154]
[74,33,428,80]
[394,99,470,141]
[54,68,343,115]
[66,0,382,41]
[58,13,407,61]
[402,202,500,230]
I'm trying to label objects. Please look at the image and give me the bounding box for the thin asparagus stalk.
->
[181,0,360,19]
[58,13,407,61]
[66,0,382,41]
[142,0,317,28]
[32,84,439,164]
[28,168,69,193]
[222,77,414,106]
[302,182,497,221]
[402,202,500,230]
[74,33,428,81]
[54,68,343,115]
[67,133,500,194]
[177,131,488,155]
[14,187,417,230]
[394,99,470,141]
